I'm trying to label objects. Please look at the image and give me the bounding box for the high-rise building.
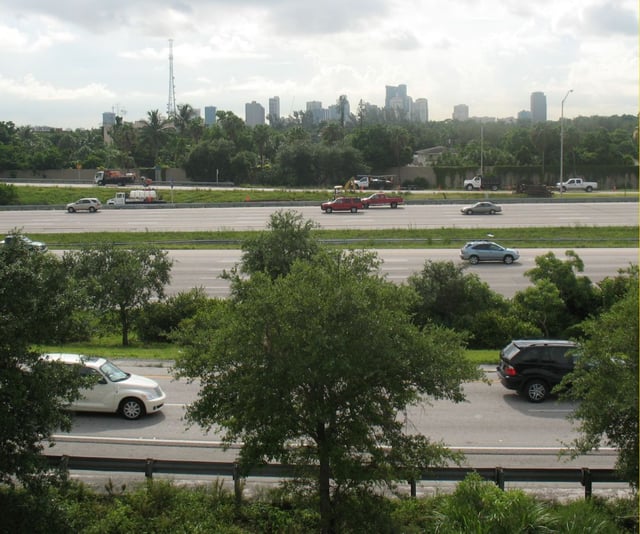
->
[306,101,326,123]
[530,92,547,123]
[268,96,280,121]
[245,101,265,126]
[452,104,469,121]
[413,98,429,123]
[385,84,407,108]
[204,106,217,126]
[385,84,412,119]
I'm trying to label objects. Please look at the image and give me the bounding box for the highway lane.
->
[0,201,637,233]
[48,362,617,471]
[167,248,638,299]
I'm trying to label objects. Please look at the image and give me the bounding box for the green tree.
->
[138,110,173,166]
[183,138,235,182]
[231,210,320,280]
[511,279,567,337]
[65,245,172,346]
[524,251,599,332]
[557,279,638,487]
[0,233,83,485]
[406,260,511,348]
[174,249,479,533]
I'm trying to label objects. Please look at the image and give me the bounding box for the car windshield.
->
[99,360,130,382]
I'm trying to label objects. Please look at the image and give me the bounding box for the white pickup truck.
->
[555,177,598,192]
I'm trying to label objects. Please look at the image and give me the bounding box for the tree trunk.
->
[317,425,334,534]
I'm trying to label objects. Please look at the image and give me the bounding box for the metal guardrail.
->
[45,455,624,499]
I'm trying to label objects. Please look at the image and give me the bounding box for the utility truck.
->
[555,177,598,192]
[353,175,395,190]
[95,169,138,186]
[463,175,501,191]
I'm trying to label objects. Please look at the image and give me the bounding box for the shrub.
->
[135,288,209,343]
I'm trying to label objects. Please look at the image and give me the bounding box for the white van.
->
[42,353,166,419]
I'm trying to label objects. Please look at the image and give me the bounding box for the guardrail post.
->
[581,467,592,499]
[409,479,416,498]
[495,467,505,490]
[233,464,242,507]
[145,459,155,479]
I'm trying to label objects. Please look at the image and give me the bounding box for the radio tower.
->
[167,39,177,117]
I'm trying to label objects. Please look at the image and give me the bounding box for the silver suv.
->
[66,197,101,213]
[460,240,519,264]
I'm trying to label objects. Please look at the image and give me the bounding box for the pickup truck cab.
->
[555,177,598,192]
[361,193,404,208]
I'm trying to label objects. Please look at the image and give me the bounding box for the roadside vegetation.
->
[1,474,637,533]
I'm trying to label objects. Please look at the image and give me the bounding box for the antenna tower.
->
[167,39,177,117]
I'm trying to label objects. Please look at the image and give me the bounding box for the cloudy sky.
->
[0,0,637,129]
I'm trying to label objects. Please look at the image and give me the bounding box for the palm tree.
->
[139,110,173,165]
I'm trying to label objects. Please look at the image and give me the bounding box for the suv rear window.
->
[501,342,521,361]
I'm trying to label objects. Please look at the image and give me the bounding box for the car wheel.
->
[363,203,370,209]
[490,185,498,191]
[67,207,75,213]
[524,379,548,403]
[326,207,333,213]
[350,207,357,213]
[465,184,474,191]
[390,202,398,208]
[119,398,145,420]
[503,255,514,264]
[89,207,96,213]
[469,255,479,265]
[586,186,593,192]
[489,209,496,214]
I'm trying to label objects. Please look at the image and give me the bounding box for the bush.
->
[135,288,209,343]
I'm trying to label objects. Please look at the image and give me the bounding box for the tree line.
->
[0,109,637,186]
[0,212,637,532]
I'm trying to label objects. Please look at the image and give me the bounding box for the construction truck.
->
[95,169,138,186]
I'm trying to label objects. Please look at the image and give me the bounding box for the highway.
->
[48,361,618,472]
[0,201,637,232]
[8,201,632,484]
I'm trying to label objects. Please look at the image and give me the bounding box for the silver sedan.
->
[460,201,502,215]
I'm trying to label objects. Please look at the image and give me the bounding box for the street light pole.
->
[560,89,573,198]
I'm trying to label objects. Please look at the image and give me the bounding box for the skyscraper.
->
[204,106,217,126]
[413,98,429,122]
[530,92,547,123]
[245,101,265,126]
[452,104,469,121]
[268,96,280,121]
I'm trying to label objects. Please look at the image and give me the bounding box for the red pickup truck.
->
[320,196,364,213]
[361,193,404,209]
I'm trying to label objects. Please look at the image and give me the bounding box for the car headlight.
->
[144,387,164,400]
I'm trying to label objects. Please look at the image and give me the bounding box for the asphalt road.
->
[1,201,638,232]
[48,362,617,472]
[167,248,638,299]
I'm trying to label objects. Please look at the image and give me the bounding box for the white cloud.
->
[0,0,636,128]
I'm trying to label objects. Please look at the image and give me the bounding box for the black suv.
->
[496,339,578,402]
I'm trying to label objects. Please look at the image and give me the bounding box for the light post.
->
[559,89,573,197]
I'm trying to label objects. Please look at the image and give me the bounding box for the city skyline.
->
[0,1,637,129]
